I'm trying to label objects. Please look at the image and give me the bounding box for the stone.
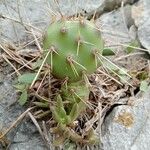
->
[49,0,102,16]
[0,66,47,149]
[134,0,150,52]
[9,121,47,150]
[0,0,102,43]
[96,4,134,47]
[131,0,144,26]
[101,87,150,150]
[86,0,137,19]
[0,77,22,126]
[0,0,51,43]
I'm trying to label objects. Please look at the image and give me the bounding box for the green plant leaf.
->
[55,95,67,120]
[51,106,63,123]
[13,84,27,91]
[18,90,28,105]
[102,48,115,56]
[51,106,67,124]
[18,73,37,84]
[69,103,79,123]
[140,80,149,92]
[56,94,64,108]
[126,40,139,54]
[56,107,67,121]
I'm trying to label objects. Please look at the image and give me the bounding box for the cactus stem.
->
[43,20,104,82]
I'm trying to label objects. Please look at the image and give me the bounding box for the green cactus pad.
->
[43,20,104,82]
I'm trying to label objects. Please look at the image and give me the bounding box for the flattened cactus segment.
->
[43,20,104,82]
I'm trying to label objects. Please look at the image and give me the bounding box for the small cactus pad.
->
[43,20,104,81]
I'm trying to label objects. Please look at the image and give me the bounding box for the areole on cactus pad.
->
[43,19,104,82]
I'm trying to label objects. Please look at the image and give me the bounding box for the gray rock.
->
[9,122,47,150]
[96,5,134,48]
[137,0,150,52]
[0,74,48,149]
[0,76,22,126]
[49,0,102,16]
[0,0,51,43]
[86,0,136,19]
[0,0,102,43]
[101,87,150,150]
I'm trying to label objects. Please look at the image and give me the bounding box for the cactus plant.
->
[51,81,89,125]
[42,18,105,145]
[43,19,104,82]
